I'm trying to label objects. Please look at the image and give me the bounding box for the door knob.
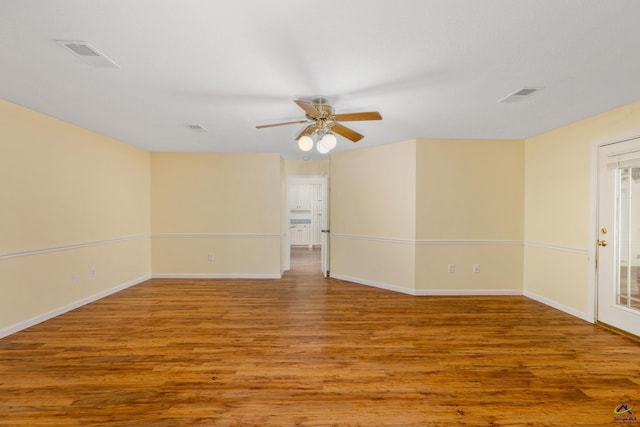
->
[597,240,608,247]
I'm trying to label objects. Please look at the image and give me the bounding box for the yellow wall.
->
[415,244,523,293]
[285,159,330,176]
[0,99,151,336]
[416,139,524,240]
[330,140,417,291]
[331,141,417,240]
[415,138,524,292]
[329,138,524,294]
[150,152,282,277]
[6,92,640,335]
[524,99,640,318]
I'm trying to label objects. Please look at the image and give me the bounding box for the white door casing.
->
[597,136,640,337]
[321,174,330,277]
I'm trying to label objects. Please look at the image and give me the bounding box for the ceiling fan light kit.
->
[321,133,337,150]
[298,132,338,153]
[257,97,382,154]
[316,137,330,154]
[298,135,314,151]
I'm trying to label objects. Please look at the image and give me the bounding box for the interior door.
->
[597,137,640,337]
[320,174,330,277]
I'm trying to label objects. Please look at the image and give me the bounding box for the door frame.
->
[589,129,640,324]
[285,174,327,271]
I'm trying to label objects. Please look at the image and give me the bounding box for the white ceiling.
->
[2,0,640,160]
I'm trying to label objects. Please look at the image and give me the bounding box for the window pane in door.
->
[617,167,640,310]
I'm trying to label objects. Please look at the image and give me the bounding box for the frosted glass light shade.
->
[298,135,313,151]
[317,139,330,154]
[321,133,337,150]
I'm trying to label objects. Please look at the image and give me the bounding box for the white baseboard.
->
[0,275,151,339]
[152,273,282,279]
[414,289,524,296]
[330,274,595,322]
[330,274,416,295]
[523,290,592,322]
[332,274,524,296]
[0,274,593,341]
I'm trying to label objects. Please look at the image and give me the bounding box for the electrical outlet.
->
[473,264,480,273]
[208,252,214,262]
[72,272,79,282]
[447,264,455,273]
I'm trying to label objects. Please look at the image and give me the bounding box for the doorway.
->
[596,136,640,337]
[286,175,329,276]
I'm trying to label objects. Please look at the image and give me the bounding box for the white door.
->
[311,201,322,245]
[597,137,640,337]
[320,174,330,277]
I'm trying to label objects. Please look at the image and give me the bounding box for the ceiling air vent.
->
[55,40,120,69]
[186,124,207,133]
[498,86,543,103]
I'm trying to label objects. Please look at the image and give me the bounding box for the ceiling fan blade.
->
[331,123,364,142]
[295,124,316,140]
[256,120,308,129]
[333,111,382,121]
[294,100,321,118]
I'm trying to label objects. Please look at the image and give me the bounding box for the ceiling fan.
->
[256,98,382,151]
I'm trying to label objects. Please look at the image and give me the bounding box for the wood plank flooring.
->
[1,248,639,426]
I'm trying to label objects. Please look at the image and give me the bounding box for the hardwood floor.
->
[1,250,639,426]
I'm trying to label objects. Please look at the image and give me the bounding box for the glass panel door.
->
[597,138,640,337]
[616,166,640,311]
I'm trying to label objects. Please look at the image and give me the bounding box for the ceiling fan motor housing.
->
[256,97,381,143]
[306,98,334,120]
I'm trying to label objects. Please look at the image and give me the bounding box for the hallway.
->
[289,246,322,273]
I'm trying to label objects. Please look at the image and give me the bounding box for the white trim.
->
[334,274,591,322]
[416,239,522,246]
[524,290,591,322]
[282,230,291,272]
[524,240,588,255]
[589,130,640,325]
[0,275,151,339]
[415,289,524,296]
[331,234,523,246]
[333,234,591,254]
[592,128,640,148]
[151,233,280,239]
[0,234,149,260]
[152,273,282,279]
[330,274,415,295]
[587,136,601,324]
[332,234,589,254]
[331,234,415,244]
[333,234,414,244]
[331,274,523,297]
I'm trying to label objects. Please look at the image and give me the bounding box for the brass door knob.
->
[597,240,608,247]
